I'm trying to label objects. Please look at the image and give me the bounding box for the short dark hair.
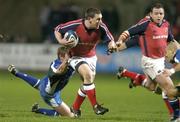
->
[150,3,164,12]
[84,8,101,20]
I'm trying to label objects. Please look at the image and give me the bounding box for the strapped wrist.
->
[170,68,175,74]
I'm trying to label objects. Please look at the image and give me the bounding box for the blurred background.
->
[0,0,180,74]
[0,1,179,121]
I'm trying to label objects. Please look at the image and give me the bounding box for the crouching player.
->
[8,47,77,117]
[116,38,180,120]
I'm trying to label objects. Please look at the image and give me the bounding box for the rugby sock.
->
[169,98,180,118]
[36,108,59,116]
[83,83,97,107]
[15,72,40,88]
[122,70,138,79]
[122,70,146,86]
[162,92,173,116]
[134,74,146,86]
[73,88,86,110]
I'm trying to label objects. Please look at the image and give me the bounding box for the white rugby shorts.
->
[141,55,165,80]
[68,55,97,75]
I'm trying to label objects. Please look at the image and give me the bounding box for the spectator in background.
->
[13,34,29,43]
[101,6,120,35]
[172,18,180,41]
[39,1,52,41]
[172,0,180,41]
[48,3,80,43]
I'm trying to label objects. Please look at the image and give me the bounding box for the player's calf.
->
[116,66,138,89]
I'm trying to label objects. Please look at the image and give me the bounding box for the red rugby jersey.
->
[55,19,114,57]
[128,19,174,58]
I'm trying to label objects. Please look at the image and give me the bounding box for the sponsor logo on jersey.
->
[152,35,168,39]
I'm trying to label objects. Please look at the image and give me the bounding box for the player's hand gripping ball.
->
[64,30,79,48]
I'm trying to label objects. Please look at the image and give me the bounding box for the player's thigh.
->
[69,56,97,73]
[155,74,175,98]
[69,56,97,82]
[144,76,157,91]
[155,75,174,90]
[40,91,62,108]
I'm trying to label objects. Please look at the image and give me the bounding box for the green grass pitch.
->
[0,70,173,122]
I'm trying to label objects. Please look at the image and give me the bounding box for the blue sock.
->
[169,98,180,119]
[15,72,40,88]
[36,108,59,116]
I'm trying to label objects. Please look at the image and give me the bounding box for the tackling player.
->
[54,8,116,116]
[8,47,76,117]
[116,3,180,121]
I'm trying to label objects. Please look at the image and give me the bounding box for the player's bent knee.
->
[165,88,178,98]
[82,71,94,83]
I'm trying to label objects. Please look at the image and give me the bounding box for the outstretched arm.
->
[117,35,140,51]
[116,20,149,48]
[55,53,69,74]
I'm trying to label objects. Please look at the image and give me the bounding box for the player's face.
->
[150,8,164,24]
[89,13,102,29]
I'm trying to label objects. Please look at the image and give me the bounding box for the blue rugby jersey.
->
[40,59,74,95]
[174,49,180,63]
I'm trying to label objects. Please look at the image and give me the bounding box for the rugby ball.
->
[64,30,79,48]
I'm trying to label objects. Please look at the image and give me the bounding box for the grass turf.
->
[0,70,171,122]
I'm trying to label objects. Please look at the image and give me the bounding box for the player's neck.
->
[84,20,91,29]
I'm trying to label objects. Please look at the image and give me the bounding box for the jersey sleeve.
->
[54,19,81,34]
[50,59,61,73]
[167,25,174,42]
[174,49,180,63]
[100,22,114,43]
[125,35,139,48]
[128,20,149,37]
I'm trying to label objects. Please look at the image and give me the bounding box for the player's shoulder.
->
[138,16,150,23]
[62,19,82,26]
[176,49,180,55]
[162,19,170,26]
[55,19,82,31]
[136,17,150,27]
[174,49,180,63]
[99,21,112,34]
[54,59,61,64]
[50,59,61,67]
[100,21,109,29]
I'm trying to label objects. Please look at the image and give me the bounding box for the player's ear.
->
[87,16,92,21]
[88,18,92,23]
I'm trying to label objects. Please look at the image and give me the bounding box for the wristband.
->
[169,68,175,74]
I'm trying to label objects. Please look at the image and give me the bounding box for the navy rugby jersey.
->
[41,59,74,95]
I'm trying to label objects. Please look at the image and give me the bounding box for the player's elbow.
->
[54,31,62,42]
